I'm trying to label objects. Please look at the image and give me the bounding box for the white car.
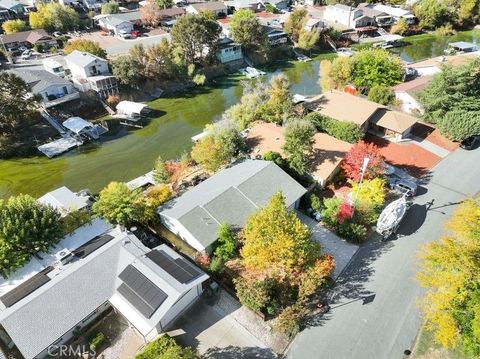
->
[20,50,33,59]
[118,30,132,39]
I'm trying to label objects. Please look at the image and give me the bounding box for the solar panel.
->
[0,267,53,308]
[118,265,167,318]
[145,250,202,284]
[73,234,114,258]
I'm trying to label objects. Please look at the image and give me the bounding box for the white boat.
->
[376,196,409,238]
[336,47,356,57]
[239,67,266,79]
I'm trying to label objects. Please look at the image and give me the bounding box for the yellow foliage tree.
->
[349,177,386,209]
[191,135,229,173]
[144,184,172,208]
[319,59,333,92]
[2,19,28,34]
[417,196,480,355]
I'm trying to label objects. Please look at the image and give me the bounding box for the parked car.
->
[18,45,28,52]
[131,30,141,38]
[460,135,480,150]
[20,50,33,59]
[118,30,132,39]
[389,177,417,196]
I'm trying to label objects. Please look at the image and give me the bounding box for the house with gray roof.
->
[158,160,307,252]
[96,11,141,35]
[0,220,208,358]
[10,69,80,108]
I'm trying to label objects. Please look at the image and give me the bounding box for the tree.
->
[64,39,107,59]
[417,59,480,140]
[0,72,39,152]
[259,74,293,124]
[298,28,320,51]
[283,119,315,175]
[319,57,353,91]
[2,19,28,34]
[341,141,385,181]
[0,195,63,274]
[225,81,269,129]
[390,17,409,35]
[319,59,334,92]
[414,0,451,29]
[284,8,307,43]
[214,224,236,261]
[144,185,172,208]
[351,49,403,90]
[153,155,171,184]
[417,197,480,356]
[101,0,119,14]
[93,182,146,225]
[368,85,396,105]
[140,0,162,27]
[171,13,221,64]
[136,334,199,359]
[350,177,386,210]
[241,192,322,280]
[156,0,173,9]
[234,277,273,312]
[29,3,80,32]
[229,9,267,54]
[112,55,144,87]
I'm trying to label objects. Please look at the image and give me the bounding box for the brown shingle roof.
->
[159,7,185,17]
[393,76,431,96]
[191,1,226,11]
[0,29,51,45]
[371,108,417,134]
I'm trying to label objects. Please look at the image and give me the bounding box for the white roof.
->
[38,186,89,215]
[63,117,93,134]
[65,50,106,68]
[373,4,411,17]
[116,100,148,115]
[126,171,155,190]
[191,131,208,142]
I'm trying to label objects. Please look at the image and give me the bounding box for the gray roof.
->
[10,69,71,93]
[449,41,477,50]
[333,3,351,11]
[159,160,307,248]
[65,50,107,68]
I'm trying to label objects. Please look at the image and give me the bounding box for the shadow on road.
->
[396,203,427,237]
[203,346,276,359]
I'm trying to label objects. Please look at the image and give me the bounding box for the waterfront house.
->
[0,222,208,359]
[323,4,369,29]
[158,160,307,253]
[224,0,263,13]
[10,69,80,108]
[216,37,243,64]
[372,4,416,24]
[38,186,91,217]
[246,122,353,187]
[96,11,142,35]
[265,27,288,46]
[186,1,227,17]
[65,50,118,98]
[0,29,56,51]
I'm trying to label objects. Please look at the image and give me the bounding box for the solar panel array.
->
[0,267,53,308]
[145,250,202,284]
[117,265,167,318]
[72,234,115,258]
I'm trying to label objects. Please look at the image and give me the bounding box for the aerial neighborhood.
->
[0,0,479,357]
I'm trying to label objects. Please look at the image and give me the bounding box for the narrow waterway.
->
[1,30,479,198]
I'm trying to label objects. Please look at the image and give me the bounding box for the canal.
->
[0,30,478,198]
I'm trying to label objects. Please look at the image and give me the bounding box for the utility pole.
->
[351,157,369,218]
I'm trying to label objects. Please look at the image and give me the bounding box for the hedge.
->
[305,112,364,143]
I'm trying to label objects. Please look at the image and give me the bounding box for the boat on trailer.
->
[376,195,411,239]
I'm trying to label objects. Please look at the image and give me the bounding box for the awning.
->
[63,117,93,134]
[116,101,148,115]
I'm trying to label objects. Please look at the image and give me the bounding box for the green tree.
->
[390,17,408,35]
[155,0,173,9]
[225,81,268,129]
[319,57,353,91]
[351,49,403,90]
[259,74,293,124]
[64,39,107,58]
[367,85,396,105]
[93,182,146,225]
[234,277,273,312]
[298,28,320,51]
[171,13,221,64]
[153,155,171,184]
[101,0,119,14]
[417,196,480,356]
[29,3,80,32]
[283,119,315,175]
[0,195,63,274]
[112,55,144,87]
[1,19,28,34]
[241,192,322,280]
[229,9,267,54]
[136,334,199,359]
[284,8,307,43]
[214,224,236,261]
[414,0,451,28]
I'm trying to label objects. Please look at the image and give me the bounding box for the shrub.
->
[106,95,119,107]
[434,23,456,36]
[274,305,303,337]
[337,222,367,243]
[390,17,408,35]
[368,85,396,105]
[144,185,172,208]
[136,334,199,359]
[321,197,342,227]
[234,278,272,313]
[310,194,322,212]
[88,332,106,350]
[209,256,224,274]
[337,201,353,224]
[214,224,236,261]
[305,112,363,144]
[61,210,92,235]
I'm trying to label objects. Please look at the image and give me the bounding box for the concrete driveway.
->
[286,147,480,359]
[296,212,358,280]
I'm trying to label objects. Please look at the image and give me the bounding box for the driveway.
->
[297,211,358,280]
[166,294,275,358]
[286,147,480,359]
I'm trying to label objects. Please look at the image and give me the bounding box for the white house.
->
[38,186,90,217]
[158,160,307,253]
[42,58,67,78]
[96,11,142,35]
[224,0,263,13]
[10,69,80,108]
[217,37,243,64]
[373,4,416,24]
[65,50,118,98]
[323,4,373,29]
[304,17,324,32]
[0,222,208,359]
[186,1,227,17]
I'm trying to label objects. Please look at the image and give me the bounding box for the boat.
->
[239,67,266,79]
[376,195,410,239]
[444,41,479,55]
[336,47,356,57]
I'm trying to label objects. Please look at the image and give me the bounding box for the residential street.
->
[286,148,480,359]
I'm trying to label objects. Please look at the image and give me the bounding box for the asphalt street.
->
[286,148,480,359]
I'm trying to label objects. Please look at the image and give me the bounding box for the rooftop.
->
[10,69,71,93]
[370,108,418,134]
[393,76,432,95]
[65,50,107,68]
[190,1,226,11]
[0,29,52,45]
[37,186,90,216]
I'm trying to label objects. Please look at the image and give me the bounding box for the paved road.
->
[286,148,480,359]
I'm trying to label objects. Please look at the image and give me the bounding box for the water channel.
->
[1,30,479,198]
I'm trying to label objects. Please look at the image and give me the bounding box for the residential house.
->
[393,76,431,114]
[65,50,118,98]
[96,11,142,34]
[0,0,25,25]
[246,123,353,187]
[323,4,373,29]
[10,69,80,108]
[216,37,243,64]
[356,3,394,27]
[186,1,227,17]
[38,186,91,217]
[158,160,307,252]
[42,58,67,77]
[0,29,56,51]
[0,221,208,359]
[407,52,478,76]
[82,0,105,11]
[224,0,263,13]
[265,27,288,46]
[373,4,416,24]
[304,17,324,32]
[261,0,288,10]
[158,7,185,26]
[305,91,418,142]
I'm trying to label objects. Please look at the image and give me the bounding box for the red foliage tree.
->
[337,201,353,223]
[341,141,385,181]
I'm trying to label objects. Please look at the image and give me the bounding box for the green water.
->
[1,30,479,199]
